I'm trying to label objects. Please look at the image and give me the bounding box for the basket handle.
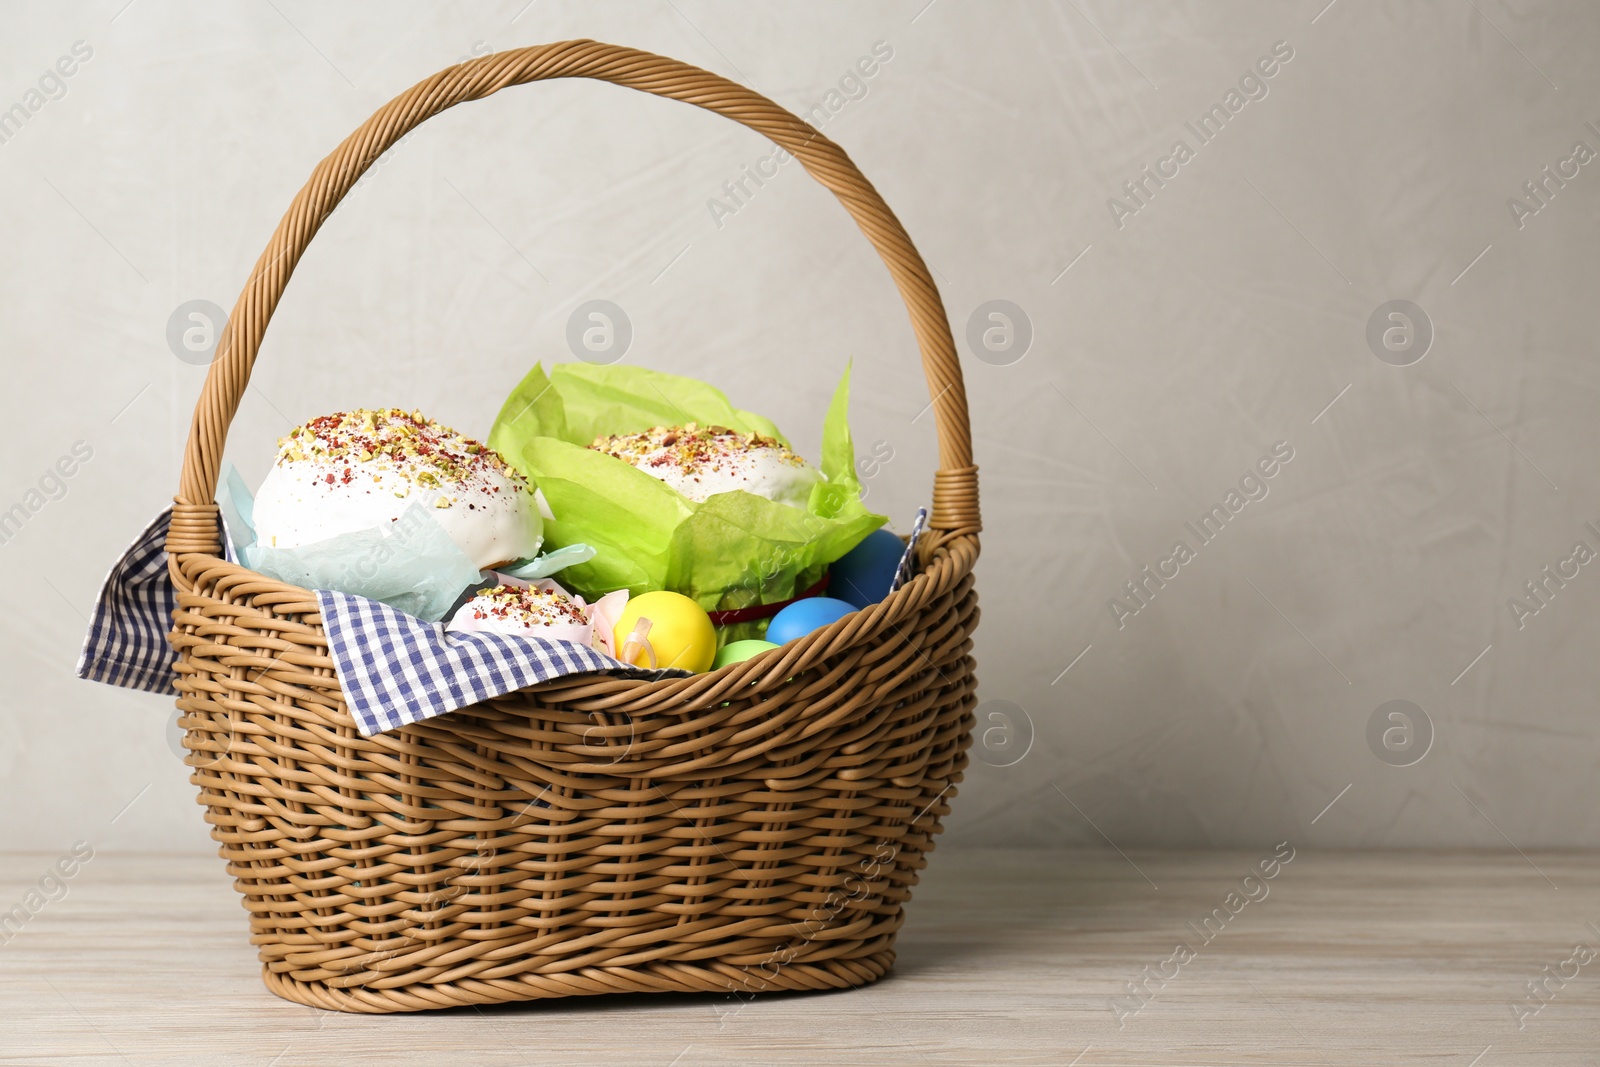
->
[170,39,979,552]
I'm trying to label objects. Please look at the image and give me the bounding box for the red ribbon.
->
[706,573,831,627]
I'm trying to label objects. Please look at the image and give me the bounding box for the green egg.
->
[713,639,780,669]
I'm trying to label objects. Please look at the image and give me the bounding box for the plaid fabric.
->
[73,508,685,735]
[316,589,683,737]
[75,509,178,695]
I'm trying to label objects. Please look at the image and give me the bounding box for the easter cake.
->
[252,408,543,569]
[588,423,821,508]
[445,580,626,656]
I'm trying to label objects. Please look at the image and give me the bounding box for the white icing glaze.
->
[445,584,593,646]
[445,578,629,655]
[590,425,821,508]
[252,409,542,569]
[646,449,820,507]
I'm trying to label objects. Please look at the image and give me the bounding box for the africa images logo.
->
[0,41,94,147]
[1106,41,1295,229]
[1107,442,1294,630]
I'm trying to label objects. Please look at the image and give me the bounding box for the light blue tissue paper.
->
[244,503,482,622]
[216,463,257,565]
[499,543,597,580]
[218,461,594,622]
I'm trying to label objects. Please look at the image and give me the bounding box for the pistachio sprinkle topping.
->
[463,584,589,627]
[275,408,529,509]
[588,423,804,479]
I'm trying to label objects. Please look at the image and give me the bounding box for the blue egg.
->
[828,527,906,609]
[766,597,856,645]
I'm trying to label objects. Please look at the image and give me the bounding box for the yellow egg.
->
[612,591,716,673]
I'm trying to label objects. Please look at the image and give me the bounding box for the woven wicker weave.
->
[163,39,982,1014]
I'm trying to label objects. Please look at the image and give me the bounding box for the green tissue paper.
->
[487,363,885,634]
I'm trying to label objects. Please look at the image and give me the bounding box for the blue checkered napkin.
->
[316,589,685,737]
[76,509,178,695]
[75,507,683,735]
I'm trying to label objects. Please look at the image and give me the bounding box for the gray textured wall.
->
[3,1,1596,853]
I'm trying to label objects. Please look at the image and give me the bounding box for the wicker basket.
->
[164,39,982,1014]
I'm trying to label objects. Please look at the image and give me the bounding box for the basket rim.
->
[168,528,979,714]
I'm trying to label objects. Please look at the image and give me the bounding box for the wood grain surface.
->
[1,847,1596,1065]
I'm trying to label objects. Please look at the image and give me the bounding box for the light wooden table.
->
[2,847,1596,1065]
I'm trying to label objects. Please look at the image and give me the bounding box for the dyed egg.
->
[713,639,780,670]
[766,597,855,645]
[613,591,716,672]
[828,527,906,609]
